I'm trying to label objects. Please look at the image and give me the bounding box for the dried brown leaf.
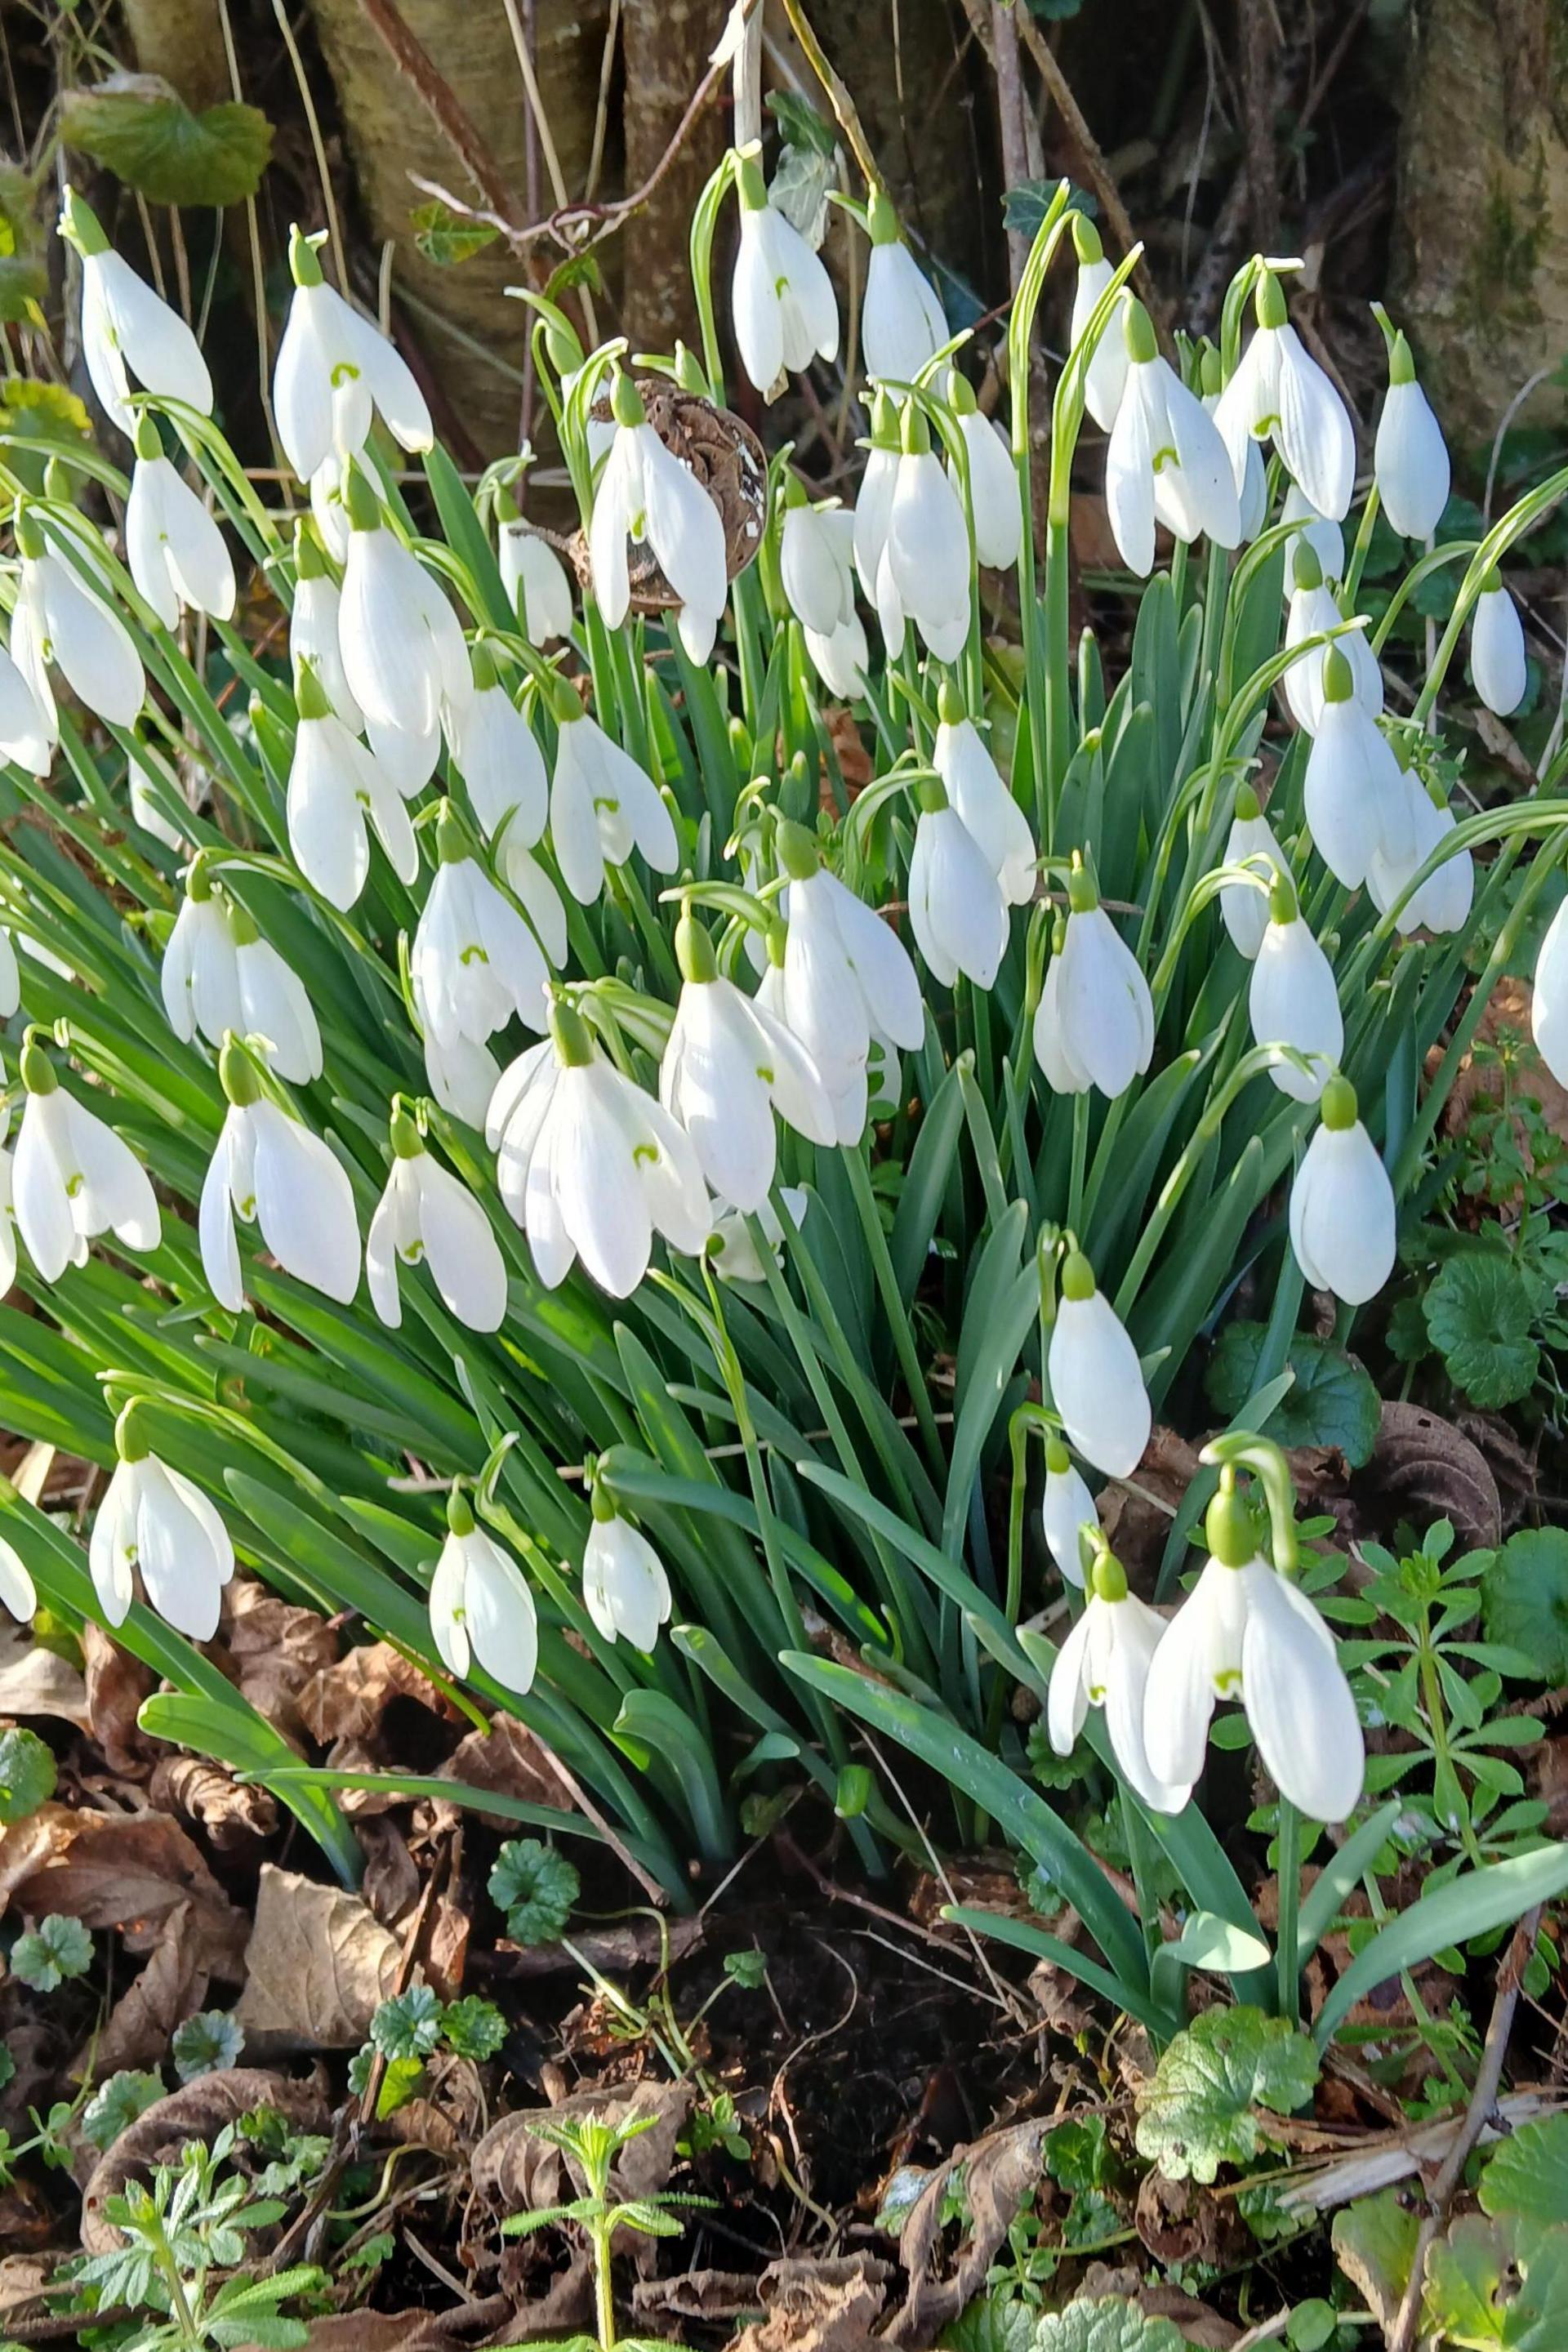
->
[468,2078,692,2274]
[297,1643,445,1744]
[234,1863,408,2051]
[445,1713,574,1814]
[889,2121,1047,2344]
[356,1813,421,1927]
[80,1897,211,2077]
[728,2254,893,2352]
[1368,1401,1503,1553]
[149,1754,278,1851]
[82,1622,155,1774]
[0,1803,247,1973]
[221,1578,338,1737]
[0,1619,90,1731]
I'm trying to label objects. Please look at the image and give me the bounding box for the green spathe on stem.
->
[18,1030,57,1097]
[867,186,902,248]
[114,1397,154,1466]
[1321,644,1355,705]
[287,224,326,289]
[1121,299,1158,366]
[1059,1247,1097,1304]
[390,1098,425,1160]
[675,903,719,985]
[446,1481,475,1538]
[1254,270,1289,332]
[548,993,595,1068]
[1205,1468,1256,1570]
[1320,1071,1359,1132]
[218,1034,264,1108]
[611,372,647,430]
[774,817,820,883]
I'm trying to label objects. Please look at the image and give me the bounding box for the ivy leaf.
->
[440,1996,506,2061]
[369,1986,444,2061]
[1032,2299,1187,2352]
[765,90,838,160]
[171,2010,245,2082]
[1206,1322,1381,1467]
[1423,2212,1568,2348]
[943,2292,1038,2352]
[1483,1529,1568,1683]
[61,74,273,207]
[1002,180,1062,238]
[1134,2007,1320,2184]
[410,201,498,267]
[82,2070,166,2150]
[11,1913,94,1993]
[1481,2114,1568,2226]
[488,1839,578,1945]
[1424,1254,1548,1409]
[0,1727,56,1824]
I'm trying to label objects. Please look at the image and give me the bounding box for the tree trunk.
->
[1393,0,1568,442]
[302,0,610,458]
[621,0,728,354]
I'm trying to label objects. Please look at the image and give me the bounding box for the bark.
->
[1393,0,1568,440]
[302,0,610,457]
[621,0,728,354]
[119,0,231,110]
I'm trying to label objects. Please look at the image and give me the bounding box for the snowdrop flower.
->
[447,648,563,964]
[488,996,710,1297]
[1041,1433,1095,1589]
[412,803,550,1057]
[1068,215,1129,433]
[230,902,323,1086]
[1282,541,1381,736]
[550,693,679,905]
[774,820,924,1138]
[886,403,971,660]
[1290,1074,1396,1305]
[661,909,835,1211]
[946,369,1020,571]
[1106,301,1240,577]
[91,1404,233,1641]
[127,750,186,851]
[583,1489,672,1650]
[1214,267,1356,522]
[853,390,902,608]
[11,507,144,733]
[1368,773,1472,937]
[590,372,727,662]
[1533,893,1568,1088]
[908,777,1009,988]
[309,447,352,565]
[862,189,947,385]
[1032,864,1153,1099]
[61,187,212,440]
[161,857,238,1045]
[732,154,838,396]
[0,1103,17,1304]
[125,416,234,629]
[1218,785,1285,960]
[1249,875,1343,1102]
[1281,484,1344,588]
[804,612,871,702]
[0,639,52,778]
[274,225,432,481]
[707,1186,808,1284]
[417,987,501,1131]
[200,1037,359,1309]
[1048,1250,1151,1480]
[1198,349,1267,539]
[289,521,362,731]
[1472,572,1527,716]
[14,1032,160,1281]
[368,1102,506,1333]
[781,491,857,637]
[337,462,471,745]
[286,660,417,911]
[933,684,1036,906]
[1143,1472,1365,1820]
[0,1526,33,1624]
[428,1486,537,1691]
[1374,330,1450,541]
[498,511,575,646]
[1050,1545,1192,1811]
[1303,646,1411,889]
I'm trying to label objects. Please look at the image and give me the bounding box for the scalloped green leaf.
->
[61,76,273,207]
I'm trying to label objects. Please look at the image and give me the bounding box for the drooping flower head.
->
[732,152,839,398]
[428,1483,538,1693]
[14,1028,160,1284]
[61,186,212,440]
[1289,1073,1396,1307]
[582,1472,672,1650]
[91,1400,233,1641]
[1047,1249,1151,1480]
[1374,327,1450,542]
[1049,1539,1192,1812]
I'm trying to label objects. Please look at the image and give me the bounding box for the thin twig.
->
[356,0,519,224]
[778,0,881,191]
[1388,1904,1544,2352]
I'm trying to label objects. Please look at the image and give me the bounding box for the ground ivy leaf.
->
[1424,1254,1547,1410]
[1481,2114,1568,2227]
[171,2010,245,2082]
[11,1913,93,1993]
[1332,2188,1419,2330]
[1032,2297,1186,2352]
[1482,1528,1568,1683]
[488,1838,578,1945]
[943,2292,1037,2352]
[1423,2213,1568,2348]
[1205,1322,1380,1466]
[370,1985,444,2061]
[61,74,273,207]
[0,1726,56,1824]
[82,2070,166,2150]
[1133,2007,1319,2184]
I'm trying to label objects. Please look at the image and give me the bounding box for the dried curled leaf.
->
[567,381,765,607]
[233,1864,408,2052]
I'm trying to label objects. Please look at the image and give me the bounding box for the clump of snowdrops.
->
[1,127,1567,2031]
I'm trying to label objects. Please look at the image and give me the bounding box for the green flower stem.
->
[1342,479,1383,605]
[1412,460,1568,725]
[842,1141,945,1473]
[1276,1796,1301,2021]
